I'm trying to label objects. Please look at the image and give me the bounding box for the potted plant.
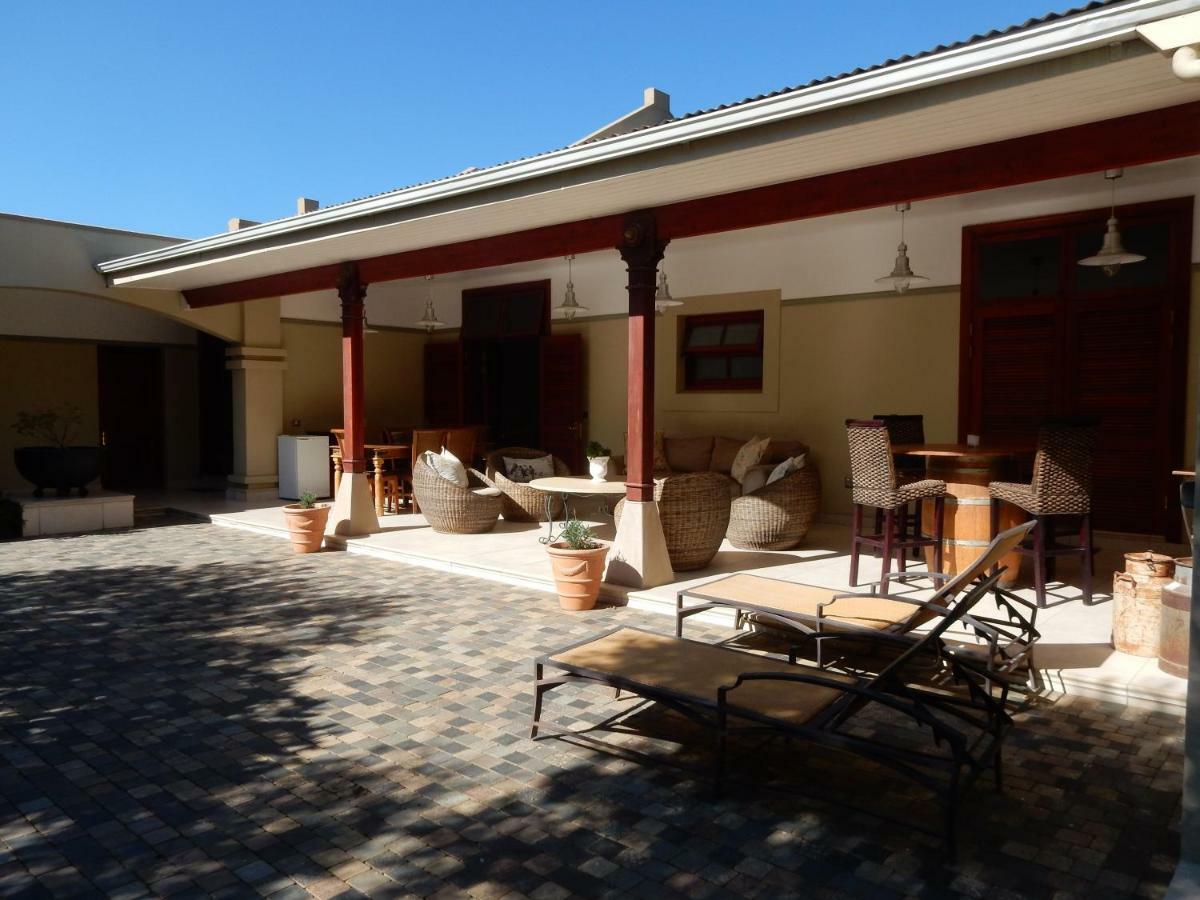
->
[12,406,103,497]
[585,440,611,482]
[282,491,330,554]
[546,518,609,611]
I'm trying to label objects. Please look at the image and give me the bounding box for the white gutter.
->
[98,0,1197,278]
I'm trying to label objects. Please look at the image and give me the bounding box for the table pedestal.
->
[921,453,1023,586]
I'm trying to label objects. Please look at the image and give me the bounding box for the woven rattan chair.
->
[989,419,1097,607]
[846,419,946,594]
[411,454,502,534]
[727,462,821,550]
[873,414,926,554]
[615,472,732,571]
[485,447,570,522]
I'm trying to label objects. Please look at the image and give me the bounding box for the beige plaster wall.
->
[280,321,426,437]
[0,339,100,491]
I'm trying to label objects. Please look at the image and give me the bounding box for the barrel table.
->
[894,443,1030,587]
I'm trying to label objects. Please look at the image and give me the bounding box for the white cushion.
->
[740,465,771,496]
[766,453,807,486]
[730,436,770,483]
[504,454,554,484]
[425,448,468,488]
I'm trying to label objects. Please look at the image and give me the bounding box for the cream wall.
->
[280,321,426,437]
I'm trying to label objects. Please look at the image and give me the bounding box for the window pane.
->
[978,236,1061,300]
[723,321,761,346]
[730,355,763,381]
[686,324,725,348]
[693,356,727,382]
[1072,220,1171,293]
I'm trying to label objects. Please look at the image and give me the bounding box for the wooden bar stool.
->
[846,419,946,595]
[989,419,1097,607]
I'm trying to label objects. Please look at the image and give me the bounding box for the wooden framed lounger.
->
[532,571,1010,860]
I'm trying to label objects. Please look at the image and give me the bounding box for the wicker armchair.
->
[727,462,821,550]
[485,447,571,522]
[615,472,732,571]
[412,455,502,534]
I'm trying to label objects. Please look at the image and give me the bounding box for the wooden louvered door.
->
[960,198,1192,538]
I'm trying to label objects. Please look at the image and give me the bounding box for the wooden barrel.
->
[1112,551,1174,657]
[921,452,1023,586]
[1159,557,1192,677]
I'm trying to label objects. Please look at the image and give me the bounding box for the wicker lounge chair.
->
[532,569,1010,860]
[485,447,570,522]
[727,463,821,550]
[676,521,1039,678]
[614,471,732,571]
[412,454,502,534]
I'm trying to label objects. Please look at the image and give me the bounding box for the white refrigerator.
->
[277,435,332,500]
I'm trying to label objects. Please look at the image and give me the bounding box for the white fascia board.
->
[97,0,1197,279]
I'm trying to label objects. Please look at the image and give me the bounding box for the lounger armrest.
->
[879,570,953,586]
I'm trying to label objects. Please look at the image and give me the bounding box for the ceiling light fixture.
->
[654,266,682,315]
[555,254,588,320]
[875,202,929,294]
[414,275,445,332]
[1077,168,1145,277]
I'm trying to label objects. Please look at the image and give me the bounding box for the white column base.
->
[327,471,379,537]
[605,499,674,589]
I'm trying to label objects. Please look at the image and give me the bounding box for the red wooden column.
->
[328,262,379,535]
[606,211,673,589]
[619,211,667,502]
[339,263,368,476]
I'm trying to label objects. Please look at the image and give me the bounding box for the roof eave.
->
[97,0,1192,281]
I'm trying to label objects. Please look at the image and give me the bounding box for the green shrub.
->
[558,518,599,550]
[585,440,611,459]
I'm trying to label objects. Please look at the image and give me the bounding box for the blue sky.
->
[3,1,1067,238]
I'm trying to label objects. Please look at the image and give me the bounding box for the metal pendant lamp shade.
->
[555,255,589,320]
[876,203,928,294]
[654,268,682,315]
[415,275,445,332]
[1078,169,1145,277]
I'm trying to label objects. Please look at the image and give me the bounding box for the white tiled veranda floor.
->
[142,489,1189,711]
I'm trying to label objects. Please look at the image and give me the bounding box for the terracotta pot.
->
[283,504,330,554]
[546,541,609,611]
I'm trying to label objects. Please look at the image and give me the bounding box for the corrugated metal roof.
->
[260,1,1137,227]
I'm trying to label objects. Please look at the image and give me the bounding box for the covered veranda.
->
[98,3,1200,887]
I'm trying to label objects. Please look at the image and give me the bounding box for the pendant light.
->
[554,254,588,320]
[1077,169,1145,277]
[654,266,682,315]
[414,275,445,332]
[875,202,928,294]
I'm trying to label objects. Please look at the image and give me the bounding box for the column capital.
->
[337,261,367,310]
[617,210,668,273]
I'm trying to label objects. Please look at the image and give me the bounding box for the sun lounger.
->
[532,569,1010,860]
[674,521,1039,676]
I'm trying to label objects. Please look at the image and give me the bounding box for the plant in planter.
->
[12,405,103,497]
[282,491,330,554]
[585,440,612,482]
[546,518,609,611]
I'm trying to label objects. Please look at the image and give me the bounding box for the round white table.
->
[527,476,627,544]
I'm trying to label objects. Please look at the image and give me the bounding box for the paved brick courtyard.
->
[0,518,1184,899]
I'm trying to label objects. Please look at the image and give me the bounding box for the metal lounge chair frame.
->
[531,570,1011,861]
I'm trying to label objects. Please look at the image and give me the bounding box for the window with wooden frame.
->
[680,310,764,391]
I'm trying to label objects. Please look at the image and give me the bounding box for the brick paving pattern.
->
[0,518,1183,898]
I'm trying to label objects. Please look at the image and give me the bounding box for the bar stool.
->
[873,413,926,552]
[988,419,1097,607]
[846,419,946,595]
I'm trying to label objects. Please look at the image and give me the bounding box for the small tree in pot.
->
[585,440,611,482]
[12,405,103,497]
[282,491,330,554]
[546,518,609,610]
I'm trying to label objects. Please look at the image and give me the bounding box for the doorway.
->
[98,345,166,490]
[960,197,1193,537]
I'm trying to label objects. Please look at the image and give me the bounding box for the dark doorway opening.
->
[196,333,233,479]
[98,345,166,491]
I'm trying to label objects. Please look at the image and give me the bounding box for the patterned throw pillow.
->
[730,436,771,483]
[766,453,807,486]
[425,448,468,488]
[504,454,555,484]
